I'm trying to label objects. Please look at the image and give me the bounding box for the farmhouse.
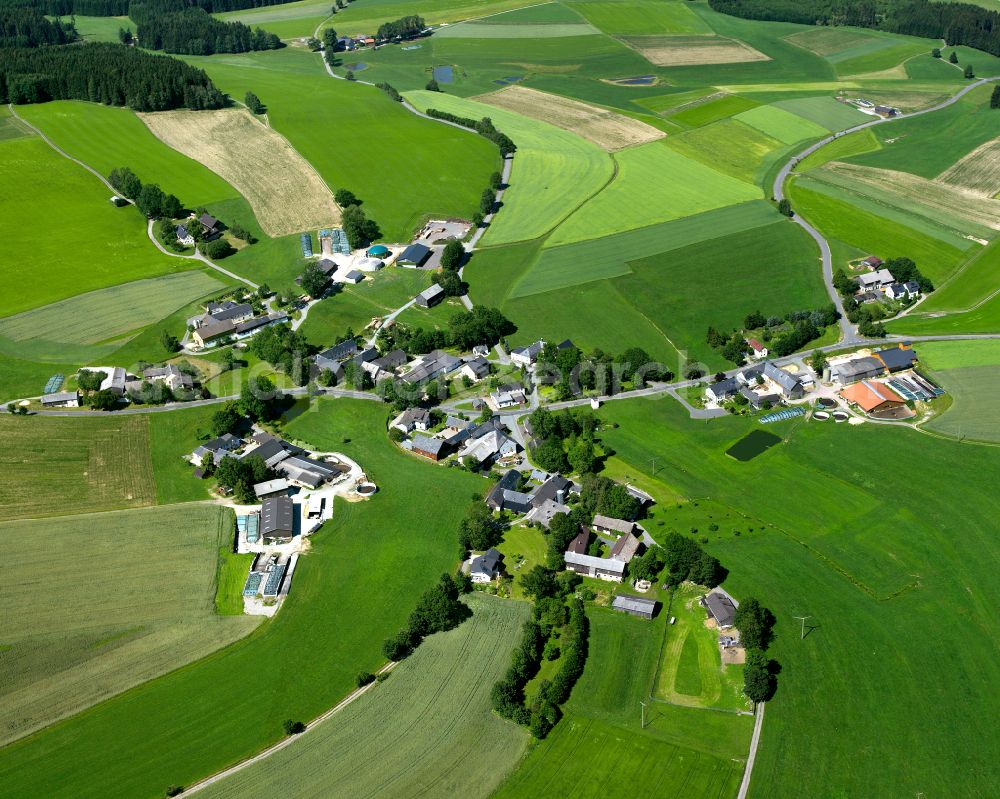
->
[401,350,461,384]
[874,345,918,373]
[763,361,804,400]
[372,349,408,372]
[314,339,359,374]
[204,301,253,324]
[564,551,626,582]
[510,340,545,368]
[840,380,907,418]
[531,475,572,509]
[746,338,768,359]
[855,269,895,291]
[460,356,490,382]
[142,364,193,392]
[274,455,344,489]
[99,367,128,396]
[528,498,572,528]
[831,356,885,385]
[490,385,528,409]
[233,312,289,341]
[487,470,529,513]
[705,376,740,403]
[702,588,738,629]
[609,531,641,563]
[740,385,779,410]
[192,432,241,466]
[192,319,235,348]
[593,515,636,536]
[243,433,306,468]
[390,407,431,433]
[415,284,445,308]
[198,213,221,237]
[612,594,657,620]
[261,496,295,545]
[412,434,447,461]
[458,428,519,467]
[566,527,590,555]
[41,390,79,408]
[470,548,503,583]
[398,243,431,267]
[176,224,194,246]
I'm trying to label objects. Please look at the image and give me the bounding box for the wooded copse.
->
[0,43,225,109]
[0,7,75,47]
[0,0,293,16]
[709,0,1000,58]
[130,1,280,55]
[375,14,424,41]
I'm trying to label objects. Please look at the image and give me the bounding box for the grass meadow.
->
[0,505,258,746]
[195,594,530,798]
[405,89,614,246]
[903,242,1000,316]
[564,0,712,35]
[0,400,489,798]
[589,396,1000,797]
[0,137,192,317]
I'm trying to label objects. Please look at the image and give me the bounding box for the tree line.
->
[710,0,1000,59]
[0,42,225,108]
[375,14,423,41]
[0,0,293,16]
[707,305,840,365]
[130,1,280,55]
[0,7,74,46]
[423,108,516,156]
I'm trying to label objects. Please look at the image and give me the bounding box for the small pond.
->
[725,430,782,461]
[615,75,656,85]
[432,65,454,83]
[345,62,368,71]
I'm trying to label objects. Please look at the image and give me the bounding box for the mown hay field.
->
[565,0,712,35]
[197,594,529,799]
[734,103,828,144]
[0,414,156,519]
[665,117,784,184]
[405,89,613,246]
[140,108,340,238]
[938,136,1000,197]
[0,505,258,745]
[621,34,771,66]
[476,85,665,151]
[546,139,761,246]
[434,21,598,37]
[784,26,884,58]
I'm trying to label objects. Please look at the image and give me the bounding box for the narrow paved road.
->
[773,77,1000,345]
[145,219,259,289]
[738,703,766,799]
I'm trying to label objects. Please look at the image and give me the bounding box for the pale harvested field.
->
[621,35,771,66]
[476,85,665,151]
[139,108,340,237]
[939,137,1000,197]
[824,160,1000,231]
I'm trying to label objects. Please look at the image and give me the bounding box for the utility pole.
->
[794,615,811,640]
[650,457,656,477]
[640,701,647,729]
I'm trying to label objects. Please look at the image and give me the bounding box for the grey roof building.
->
[763,361,804,399]
[705,377,740,402]
[401,350,461,384]
[564,551,625,581]
[415,283,445,308]
[610,531,641,563]
[261,496,295,542]
[192,433,241,465]
[831,356,886,385]
[470,548,503,582]
[612,594,657,619]
[874,346,918,373]
[398,242,432,266]
[487,469,522,511]
[531,475,572,509]
[703,589,738,629]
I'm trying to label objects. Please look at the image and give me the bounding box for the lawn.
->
[0,505,258,746]
[0,137,194,317]
[404,89,614,246]
[588,396,1000,797]
[148,404,222,504]
[0,399,488,798]
[0,414,156,519]
[184,48,499,242]
[67,14,132,42]
[906,240,1000,315]
[770,95,870,130]
[546,139,762,246]
[0,353,79,404]
[666,93,762,127]
[215,546,259,615]
[195,594,530,798]
[796,127,881,171]
[497,524,547,599]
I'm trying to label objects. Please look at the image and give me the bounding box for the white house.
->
[390,407,431,434]
[746,338,768,360]
[510,340,545,368]
[470,548,503,583]
[856,269,895,291]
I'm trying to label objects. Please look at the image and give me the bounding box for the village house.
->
[490,384,528,409]
[143,364,193,392]
[192,319,235,348]
[191,433,241,466]
[609,531,641,563]
[458,428,519,468]
[486,470,531,514]
[746,338,768,360]
[740,385,779,410]
[390,407,431,434]
[531,475,572,509]
[314,339,359,374]
[564,551,626,582]
[593,515,636,537]
[198,213,221,238]
[566,527,590,555]
[510,340,545,368]
[885,282,920,301]
[763,361,804,400]
[470,548,503,583]
[176,224,194,246]
[702,588,738,629]
[204,301,253,325]
[705,376,740,404]
[855,269,895,292]
[460,356,490,382]
[99,366,128,396]
[401,350,461,385]
[411,434,447,461]
[528,498,572,528]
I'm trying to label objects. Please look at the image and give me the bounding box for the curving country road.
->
[772,77,1000,346]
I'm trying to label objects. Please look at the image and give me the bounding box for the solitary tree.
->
[992,85,1000,109]
[160,329,180,353]
[334,188,358,207]
[345,70,355,81]
[931,47,941,58]
[282,719,305,735]
[440,239,464,271]
[949,50,959,63]
[964,64,975,79]
[425,78,441,92]
[244,91,264,114]
[777,198,793,217]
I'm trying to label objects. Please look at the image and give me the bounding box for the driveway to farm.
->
[738,703,766,799]
[772,77,1000,347]
[145,219,259,289]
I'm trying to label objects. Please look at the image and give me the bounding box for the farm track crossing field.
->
[621,34,771,66]
[909,242,1000,314]
[405,89,613,245]
[0,414,155,519]
[546,139,761,246]
[0,106,31,140]
[475,85,665,151]
[0,137,191,317]
[0,505,258,746]
[937,135,1000,196]
[18,101,257,229]
[0,271,224,365]
[139,108,340,237]
[196,594,529,798]
[0,400,487,798]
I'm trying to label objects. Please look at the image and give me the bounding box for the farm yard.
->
[194,595,530,798]
[0,505,258,746]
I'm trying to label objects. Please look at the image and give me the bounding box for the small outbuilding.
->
[415,283,445,308]
[612,594,657,620]
[398,243,432,267]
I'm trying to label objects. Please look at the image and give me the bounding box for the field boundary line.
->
[183,660,398,794]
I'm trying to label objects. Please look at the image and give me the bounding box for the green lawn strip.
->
[434,21,599,37]
[214,545,257,615]
[887,294,1000,335]
[480,3,590,24]
[664,92,762,127]
[404,89,614,247]
[0,137,193,317]
[0,400,486,798]
[0,505,258,746]
[632,87,720,115]
[317,0,547,38]
[787,181,969,284]
[797,127,881,171]
[0,353,79,404]
[672,631,704,697]
[185,48,498,242]
[913,240,1000,314]
[394,296,466,329]
[922,363,1000,442]
[770,95,870,130]
[466,238,541,307]
[66,14,133,42]
[497,525,547,600]
[547,139,761,247]
[834,41,934,75]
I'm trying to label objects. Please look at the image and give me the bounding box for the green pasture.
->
[783,26,889,59]
[797,127,880,171]
[0,271,224,365]
[405,89,613,246]
[547,140,761,246]
[315,0,547,38]
[666,93,761,127]
[196,594,529,798]
[770,95,869,130]
[919,339,1000,370]
[215,548,257,615]
[665,117,784,184]
[564,0,712,35]
[65,14,131,42]
[834,41,935,76]
[18,101,257,229]
[591,395,1000,797]
[0,505,257,746]
[0,353,78,404]
[216,0,332,38]
[434,21,598,37]
[887,293,1000,335]
[912,242,1000,314]
[466,238,539,307]
[480,3,588,23]
[632,87,720,115]
[185,48,498,242]
[922,359,1000,442]
[0,106,31,141]
[147,404,220,504]
[509,201,780,299]
[734,104,828,144]
[0,414,156,519]
[0,400,488,799]
[0,137,192,317]
[497,525,547,599]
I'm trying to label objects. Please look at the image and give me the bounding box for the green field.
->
[69,14,132,42]
[547,139,762,246]
[0,414,156,518]
[434,20,598,37]
[770,95,869,130]
[665,117,785,184]
[0,505,258,746]
[184,48,499,241]
[734,104,828,144]
[0,137,193,317]
[910,241,1000,315]
[0,271,224,366]
[405,89,614,246]
[0,399,490,798]
[18,102,259,233]
[196,594,529,798]
[0,353,79,404]
[666,93,761,127]
[565,0,712,35]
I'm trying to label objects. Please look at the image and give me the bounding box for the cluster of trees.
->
[237,374,282,421]
[382,573,472,660]
[342,203,380,249]
[710,0,1000,59]
[299,261,331,299]
[707,305,840,365]
[431,239,467,297]
[212,453,269,503]
[375,14,423,40]
[527,408,600,475]
[530,340,672,400]
[2,0,295,15]
[374,307,515,365]
[248,323,311,385]
[0,43,226,109]
[244,90,264,114]
[0,7,75,47]
[660,532,726,587]
[76,369,121,410]
[112,167,185,219]
[424,108,517,156]
[579,473,640,521]
[457,501,506,557]
[733,597,779,703]
[131,2,280,55]
[375,81,402,102]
